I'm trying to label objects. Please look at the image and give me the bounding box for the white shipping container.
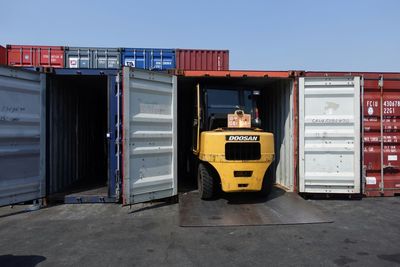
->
[122,67,177,204]
[299,76,361,194]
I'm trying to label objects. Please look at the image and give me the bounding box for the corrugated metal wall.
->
[121,48,176,70]
[64,47,120,69]
[7,45,64,68]
[0,67,45,206]
[175,50,229,71]
[47,75,108,194]
[299,77,361,194]
[0,46,7,65]
[123,68,177,204]
[363,76,400,196]
[264,79,294,191]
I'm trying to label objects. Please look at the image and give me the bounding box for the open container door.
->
[122,67,177,204]
[0,66,46,206]
[299,76,361,194]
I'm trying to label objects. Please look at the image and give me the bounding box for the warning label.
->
[366,177,377,185]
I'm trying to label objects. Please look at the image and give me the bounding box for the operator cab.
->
[204,87,262,130]
[192,86,263,154]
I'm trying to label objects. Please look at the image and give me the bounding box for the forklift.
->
[192,84,275,199]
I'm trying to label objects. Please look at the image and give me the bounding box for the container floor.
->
[64,186,115,204]
[48,182,114,204]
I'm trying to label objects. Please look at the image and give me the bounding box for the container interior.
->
[46,75,109,198]
[177,76,294,191]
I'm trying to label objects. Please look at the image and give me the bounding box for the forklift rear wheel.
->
[198,163,215,200]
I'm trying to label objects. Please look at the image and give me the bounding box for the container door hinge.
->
[115,134,121,145]
[115,169,121,202]
[378,76,384,88]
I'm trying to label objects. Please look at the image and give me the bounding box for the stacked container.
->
[7,45,64,68]
[176,49,229,71]
[0,46,6,65]
[121,48,176,70]
[64,47,120,68]
[4,44,230,71]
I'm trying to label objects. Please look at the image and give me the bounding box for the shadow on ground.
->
[0,254,46,267]
[217,186,286,205]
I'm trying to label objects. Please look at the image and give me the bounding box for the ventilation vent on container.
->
[225,143,261,160]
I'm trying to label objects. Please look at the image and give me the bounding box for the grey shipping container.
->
[122,68,177,204]
[64,47,121,69]
[0,66,178,206]
[0,66,46,206]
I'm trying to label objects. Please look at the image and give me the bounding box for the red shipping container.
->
[7,45,64,68]
[176,49,229,71]
[0,46,6,65]
[306,71,400,197]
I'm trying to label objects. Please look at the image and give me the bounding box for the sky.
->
[1,0,399,71]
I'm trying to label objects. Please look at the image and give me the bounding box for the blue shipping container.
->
[121,48,175,70]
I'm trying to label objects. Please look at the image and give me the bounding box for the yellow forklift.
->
[192,84,275,199]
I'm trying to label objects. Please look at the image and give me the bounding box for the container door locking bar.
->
[115,73,122,201]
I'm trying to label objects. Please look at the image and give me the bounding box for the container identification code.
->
[381,100,399,115]
[366,100,400,114]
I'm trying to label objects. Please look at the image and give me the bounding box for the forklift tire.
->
[259,170,274,197]
[198,163,215,200]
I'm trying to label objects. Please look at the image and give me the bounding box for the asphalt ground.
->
[0,195,399,267]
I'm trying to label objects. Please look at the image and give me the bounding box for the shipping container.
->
[0,65,179,206]
[122,68,177,204]
[64,47,120,69]
[0,66,46,206]
[0,46,6,65]
[1,67,296,205]
[306,71,400,197]
[299,76,361,194]
[7,45,64,68]
[8,65,398,206]
[46,69,119,203]
[121,48,175,70]
[0,66,120,205]
[175,49,229,71]
[363,74,400,196]
[176,70,297,193]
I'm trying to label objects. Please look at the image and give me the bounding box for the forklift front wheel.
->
[260,169,274,198]
[198,163,215,200]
